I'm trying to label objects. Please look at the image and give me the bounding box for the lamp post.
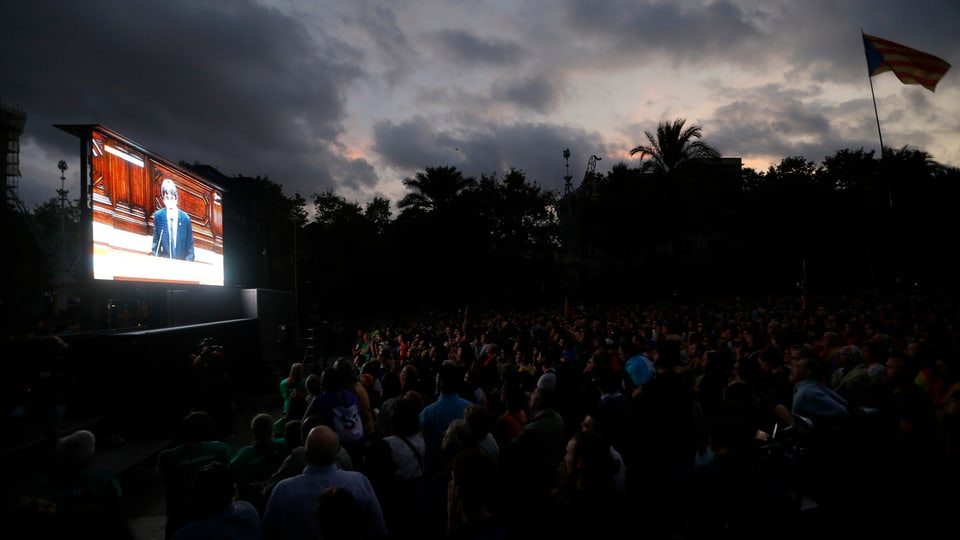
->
[52,159,75,313]
[55,160,70,274]
[57,160,68,240]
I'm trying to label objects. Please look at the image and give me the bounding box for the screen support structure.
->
[79,132,92,283]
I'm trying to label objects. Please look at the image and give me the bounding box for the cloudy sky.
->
[3,0,958,213]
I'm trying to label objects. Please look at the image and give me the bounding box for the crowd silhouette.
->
[9,290,960,539]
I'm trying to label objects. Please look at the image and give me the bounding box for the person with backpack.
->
[303,366,367,472]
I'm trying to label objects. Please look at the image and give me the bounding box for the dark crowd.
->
[9,291,960,539]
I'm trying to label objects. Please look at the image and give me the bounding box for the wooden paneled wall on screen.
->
[90,130,223,254]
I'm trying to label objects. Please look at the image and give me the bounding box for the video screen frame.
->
[57,125,225,286]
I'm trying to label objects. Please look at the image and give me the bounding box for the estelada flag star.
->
[862,33,951,92]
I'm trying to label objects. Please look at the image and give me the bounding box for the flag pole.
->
[868,71,894,209]
[867,65,886,160]
[862,29,892,208]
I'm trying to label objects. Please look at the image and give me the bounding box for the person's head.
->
[360,359,381,378]
[595,367,622,395]
[935,353,958,382]
[437,362,464,395]
[756,343,782,371]
[335,357,359,387]
[835,345,863,369]
[862,340,890,367]
[187,461,235,517]
[497,361,519,387]
[905,338,936,371]
[284,419,303,450]
[563,430,619,492]
[360,373,377,395]
[767,319,782,337]
[789,345,823,384]
[160,178,179,210]
[320,366,345,392]
[585,347,612,377]
[457,341,479,368]
[305,373,322,396]
[56,429,96,470]
[288,362,304,382]
[399,364,420,392]
[734,351,764,383]
[580,413,597,433]
[305,425,341,466]
[389,394,423,438]
[182,410,216,442]
[653,338,681,370]
[531,383,558,412]
[502,382,527,414]
[464,404,493,438]
[884,349,919,388]
[403,390,426,411]
[821,331,842,349]
[379,370,401,400]
[250,412,275,443]
[442,419,479,463]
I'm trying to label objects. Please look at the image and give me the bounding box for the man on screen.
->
[152,178,195,261]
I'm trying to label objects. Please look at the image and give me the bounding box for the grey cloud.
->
[372,117,454,171]
[707,85,882,167]
[2,0,361,205]
[490,74,565,114]
[346,3,417,85]
[560,0,765,68]
[431,29,526,66]
[374,116,606,194]
[329,157,380,193]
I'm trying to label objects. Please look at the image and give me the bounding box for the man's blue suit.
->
[152,207,195,261]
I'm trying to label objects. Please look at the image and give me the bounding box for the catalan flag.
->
[862,33,951,92]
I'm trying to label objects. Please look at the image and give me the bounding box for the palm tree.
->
[629,118,721,289]
[398,165,476,214]
[629,118,720,173]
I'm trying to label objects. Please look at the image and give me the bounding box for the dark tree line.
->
[566,146,960,305]
[220,142,960,327]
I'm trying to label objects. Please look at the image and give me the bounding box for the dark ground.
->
[2,369,294,540]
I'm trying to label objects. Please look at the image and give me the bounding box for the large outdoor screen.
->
[65,126,225,286]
